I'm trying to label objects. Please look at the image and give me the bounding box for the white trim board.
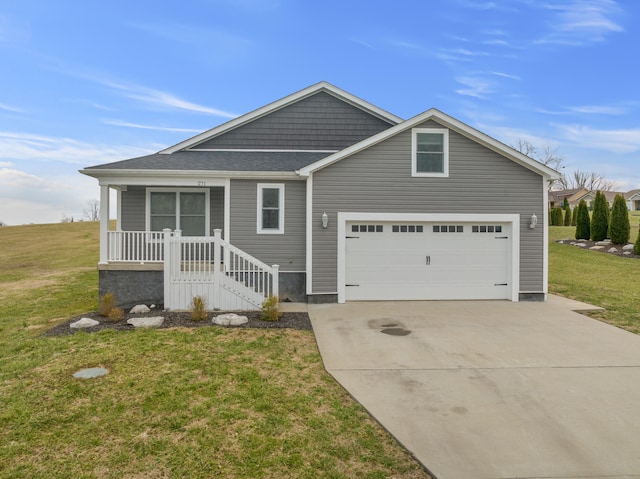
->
[336,212,520,303]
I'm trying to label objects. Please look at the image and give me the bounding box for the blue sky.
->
[0,0,638,225]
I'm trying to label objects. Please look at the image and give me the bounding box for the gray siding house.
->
[81,82,560,309]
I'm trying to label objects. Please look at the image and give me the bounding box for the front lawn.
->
[549,225,640,334]
[0,222,430,478]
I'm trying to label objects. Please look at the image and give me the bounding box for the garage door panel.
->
[345,221,511,301]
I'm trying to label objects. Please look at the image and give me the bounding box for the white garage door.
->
[345,221,511,301]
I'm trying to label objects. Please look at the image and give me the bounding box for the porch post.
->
[213,229,222,309]
[99,184,110,264]
[272,264,279,299]
[163,229,172,310]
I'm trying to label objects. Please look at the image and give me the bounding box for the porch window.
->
[412,128,449,177]
[257,183,284,234]
[147,189,209,236]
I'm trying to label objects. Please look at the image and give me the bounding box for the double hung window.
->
[257,184,284,234]
[412,128,449,177]
[148,189,209,236]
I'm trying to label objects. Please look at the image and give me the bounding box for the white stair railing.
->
[163,229,279,310]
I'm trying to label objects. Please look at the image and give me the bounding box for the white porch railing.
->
[163,229,279,311]
[107,231,165,262]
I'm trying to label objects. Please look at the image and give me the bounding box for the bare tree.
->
[0,221,6,226]
[61,214,74,223]
[559,170,615,191]
[513,139,565,189]
[83,200,100,222]
[513,139,565,171]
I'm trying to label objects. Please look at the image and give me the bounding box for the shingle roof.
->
[83,150,333,172]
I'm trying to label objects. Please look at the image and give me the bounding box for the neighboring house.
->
[81,82,561,309]
[626,189,640,211]
[571,190,628,209]
[548,188,587,209]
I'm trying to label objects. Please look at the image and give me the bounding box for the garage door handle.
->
[426,255,431,265]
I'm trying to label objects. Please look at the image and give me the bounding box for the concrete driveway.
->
[308,297,640,479]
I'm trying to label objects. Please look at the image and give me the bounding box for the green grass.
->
[549,224,640,333]
[0,222,430,479]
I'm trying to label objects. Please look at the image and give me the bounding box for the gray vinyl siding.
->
[120,186,225,234]
[121,186,145,231]
[193,92,394,151]
[229,179,306,272]
[312,120,545,294]
[210,187,224,233]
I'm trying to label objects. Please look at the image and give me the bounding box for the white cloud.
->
[125,22,252,56]
[567,105,627,115]
[455,77,493,99]
[0,167,103,225]
[536,104,628,116]
[104,120,203,134]
[100,79,238,118]
[491,71,520,80]
[536,0,623,45]
[0,167,66,190]
[0,160,12,167]
[0,131,158,165]
[387,39,424,51]
[554,123,640,153]
[0,102,25,113]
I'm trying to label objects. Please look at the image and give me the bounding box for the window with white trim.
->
[412,128,449,177]
[147,189,209,236]
[257,183,284,234]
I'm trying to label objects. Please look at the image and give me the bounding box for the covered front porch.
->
[96,180,278,311]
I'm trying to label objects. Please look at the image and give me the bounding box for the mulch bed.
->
[44,308,312,337]
[556,238,639,259]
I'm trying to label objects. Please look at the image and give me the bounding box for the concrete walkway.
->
[309,297,640,479]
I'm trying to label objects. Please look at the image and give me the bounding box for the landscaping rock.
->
[127,316,164,328]
[589,246,604,250]
[622,244,635,251]
[130,304,151,314]
[70,317,100,329]
[213,313,248,326]
[596,240,611,246]
[73,367,108,379]
[623,251,632,256]
[608,247,618,253]
[574,243,586,247]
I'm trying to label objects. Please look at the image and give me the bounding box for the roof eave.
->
[79,168,301,186]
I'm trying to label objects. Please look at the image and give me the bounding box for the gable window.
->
[147,189,209,236]
[257,183,284,234]
[412,128,449,177]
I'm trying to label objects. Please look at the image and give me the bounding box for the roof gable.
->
[297,108,562,180]
[160,82,402,154]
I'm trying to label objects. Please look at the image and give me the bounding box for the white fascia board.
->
[79,168,300,187]
[305,174,313,295]
[298,109,562,181]
[542,179,550,299]
[159,81,402,154]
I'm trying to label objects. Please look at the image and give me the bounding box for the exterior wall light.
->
[321,211,329,229]
[529,213,538,229]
